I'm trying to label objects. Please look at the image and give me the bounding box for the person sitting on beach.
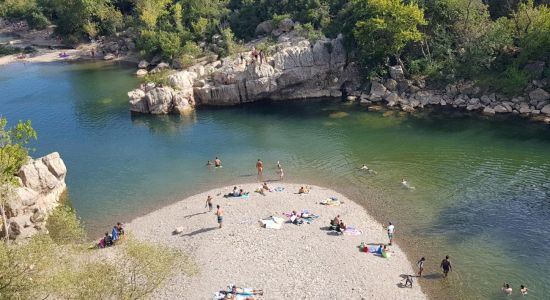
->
[298,186,309,194]
[225,186,240,197]
[338,221,347,232]
[100,232,112,248]
[115,222,125,240]
[502,283,513,295]
[111,224,120,242]
[262,182,271,191]
[214,157,222,167]
[330,215,341,228]
[238,189,249,197]
[520,285,528,296]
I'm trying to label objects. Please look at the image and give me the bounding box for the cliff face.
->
[1,152,67,240]
[128,34,361,113]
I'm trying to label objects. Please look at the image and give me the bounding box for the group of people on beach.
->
[207,157,284,181]
[97,222,124,248]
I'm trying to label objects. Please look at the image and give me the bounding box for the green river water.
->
[1,61,549,299]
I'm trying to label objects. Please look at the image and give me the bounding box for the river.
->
[1,61,549,299]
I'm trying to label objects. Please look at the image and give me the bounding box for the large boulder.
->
[541,104,550,115]
[389,66,405,80]
[128,89,148,113]
[245,63,275,79]
[255,20,274,36]
[168,71,197,90]
[138,60,149,69]
[278,18,294,33]
[523,61,545,79]
[18,159,60,193]
[370,81,387,100]
[41,152,67,180]
[529,88,550,102]
[145,87,174,114]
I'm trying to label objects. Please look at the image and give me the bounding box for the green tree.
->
[351,0,427,75]
[0,117,37,243]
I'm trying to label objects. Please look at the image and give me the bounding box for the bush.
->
[26,11,49,29]
[294,23,324,43]
[143,70,171,86]
[157,30,181,60]
[46,204,86,245]
[272,13,291,27]
[220,27,238,57]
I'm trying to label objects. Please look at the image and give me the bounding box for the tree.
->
[0,117,37,243]
[351,0,427,75]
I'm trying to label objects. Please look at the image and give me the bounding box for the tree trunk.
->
[1,203,9,244]
[395,55,410,78]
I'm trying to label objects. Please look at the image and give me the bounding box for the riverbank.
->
[126,183,427,299]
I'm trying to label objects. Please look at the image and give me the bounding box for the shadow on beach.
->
[181,227,218,237]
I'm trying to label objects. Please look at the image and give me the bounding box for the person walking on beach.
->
[417,257,426,277]
[276,161,284,180]
[386,222,395,245]
[256,159,263,179]
[215,205,223,229]
[440,255,452,278]
[205,195,213,211]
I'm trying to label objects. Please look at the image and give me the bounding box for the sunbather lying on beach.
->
[298,186,310,194]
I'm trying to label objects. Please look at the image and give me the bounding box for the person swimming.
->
[502,283,513,295]
[520,285,528,296]
[401,178,415,190]
[360,164,377,174]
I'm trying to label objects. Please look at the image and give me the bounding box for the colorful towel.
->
[343,227,362,235]
[320,198,341,206]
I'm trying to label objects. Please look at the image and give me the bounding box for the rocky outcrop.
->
[1,152,67,240]
[129,71,197,114]
[129,34,357,112]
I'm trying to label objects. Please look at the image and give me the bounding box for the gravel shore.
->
[127,183,427,299]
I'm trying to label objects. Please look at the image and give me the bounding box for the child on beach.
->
[440,255,452,278]
[417,257,426,277]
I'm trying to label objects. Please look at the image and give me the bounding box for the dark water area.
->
[1,61,549,299]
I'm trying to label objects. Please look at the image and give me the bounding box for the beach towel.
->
[274,187,285,192]
[343,227,362,235]
[260,216,284,229]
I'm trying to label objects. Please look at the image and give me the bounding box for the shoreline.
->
[125,183,427,299]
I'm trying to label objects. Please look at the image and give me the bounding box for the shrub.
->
[143,70,171,86]
[46,204,86,245]
[294,22,324,43]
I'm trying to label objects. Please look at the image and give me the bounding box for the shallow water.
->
[1,62,549,300]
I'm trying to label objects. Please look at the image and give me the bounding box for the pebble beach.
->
[127,183,427,299]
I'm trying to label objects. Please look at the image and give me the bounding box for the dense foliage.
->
[1,0,549,92]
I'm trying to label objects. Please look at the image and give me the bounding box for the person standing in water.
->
[417,257,426,277]
[215,205,223,229]
[520,285,528,296]
[205,195,213,212]
[277,161,284,180]
[386,222,395,245]
[214,157,222,167]
[440,255,452,278]
[256,159,263,179]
